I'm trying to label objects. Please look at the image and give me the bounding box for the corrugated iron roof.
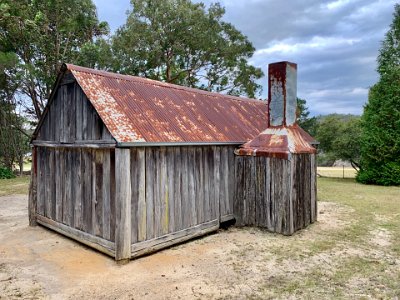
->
[234,125,317,159]
[65,64,268,144]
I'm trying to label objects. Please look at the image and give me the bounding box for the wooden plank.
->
[68,83,76,142]
[228,146,235,218]
[130,148,139,244]
[212,146,220,221]
[173,147,182,231]
[145,148,155,239]
[154,148,162,237]
[303,154,311,228]
[28,147,38,226]
[255,157,264,227]
[181,147,189,228]
[265,157,273,231]
[188,148,196,226]
[160,147,168,235]
[137,148,147,241]
[32,141,116,149]
[55,149,62,222]
[75,83,83,141]
[110,150,116,242]
[167,148,175,233]
[115,148,132,262]
[202,147,210,222]
[311,153,317,222]
[219,148,226,219]
[63,149,72,226]
[94,150,104,237]
[37,147,45,216]
[195,147,204,224]
[234,156,244,226]
[44,147,52,219]
[60,85,67,143]
[82,92,88,140]
[36,215,115,257]
[131,220,219,258]
[82,149,93,233]
[74,149,83,230]
[102,150,111,240]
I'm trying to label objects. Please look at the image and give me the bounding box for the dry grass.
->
[318,167,357,178]
[0,173,399,299]
[0,176,30,197]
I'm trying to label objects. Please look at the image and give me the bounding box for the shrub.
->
[0,167,16,179]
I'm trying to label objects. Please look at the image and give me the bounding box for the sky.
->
[92,0,397,116]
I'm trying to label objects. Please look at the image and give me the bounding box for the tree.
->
[357,4,400,185]
[0,0,109,120]
[111,0,263,98]
[315,114,361,170]
[297,98,317,136]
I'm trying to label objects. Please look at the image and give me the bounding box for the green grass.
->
[0,175,30,196]
[245,177,400,298]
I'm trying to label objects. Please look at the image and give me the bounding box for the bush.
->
[356,162,400,186]
[0,167,16,179]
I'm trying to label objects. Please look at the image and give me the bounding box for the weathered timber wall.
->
[35,147,116,242]
[234,153,317,235]
[36,79,113,142]
[128,145,236,257]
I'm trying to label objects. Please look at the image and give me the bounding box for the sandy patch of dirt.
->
[0,196,398,299]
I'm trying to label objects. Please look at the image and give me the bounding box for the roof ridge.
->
[65,63,266,105]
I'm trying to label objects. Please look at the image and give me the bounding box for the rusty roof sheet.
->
[65,64,268,144]
[234,125,317,159]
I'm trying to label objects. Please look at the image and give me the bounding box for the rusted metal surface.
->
[268,62,297,127]
[234,125,317,160]
[65,64,268,144]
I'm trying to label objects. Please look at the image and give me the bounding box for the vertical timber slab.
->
[102,150,111,240]
[181,147,189,228]
[213,146,220,222]
[29,147,38,226]
[145,148,155,240]
[202,147,210,222]
[115,148,132,262]
[130,148,139,244]
[233,156,244,226]
[265,157,273,231]
[137,148,147,241]
[173,147,182,231]
[166,147,175,233]
[311,153,317,222]
[188,148,196,227]
[74,149,83,230]
[160,147,169,235]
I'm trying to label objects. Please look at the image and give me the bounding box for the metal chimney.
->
[268,61,297,127]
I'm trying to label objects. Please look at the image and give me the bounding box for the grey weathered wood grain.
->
[167,147,175,233]
[137,148,146,241]
[102,150,111,240]
[28,148,38,226]
[173,147,182,231]
[115,148,132,262]
[145,148,155,239]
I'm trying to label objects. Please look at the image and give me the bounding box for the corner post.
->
[29,147,37,226]
[115,148,132,264]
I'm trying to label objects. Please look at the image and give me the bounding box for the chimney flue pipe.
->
[268,61,297,127]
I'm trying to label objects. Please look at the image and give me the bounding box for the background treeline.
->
[1,0,399,185]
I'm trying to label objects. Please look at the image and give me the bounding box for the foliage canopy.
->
[357,4,400,185]
[111,0,263,98]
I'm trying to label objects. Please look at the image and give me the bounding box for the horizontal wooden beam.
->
[36,214,115,257]
[32,140,116,149]
[130,219,219,258]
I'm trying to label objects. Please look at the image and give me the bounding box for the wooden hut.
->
[29,61,316,263]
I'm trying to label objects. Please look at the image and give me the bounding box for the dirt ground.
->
[0,194,399,299]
